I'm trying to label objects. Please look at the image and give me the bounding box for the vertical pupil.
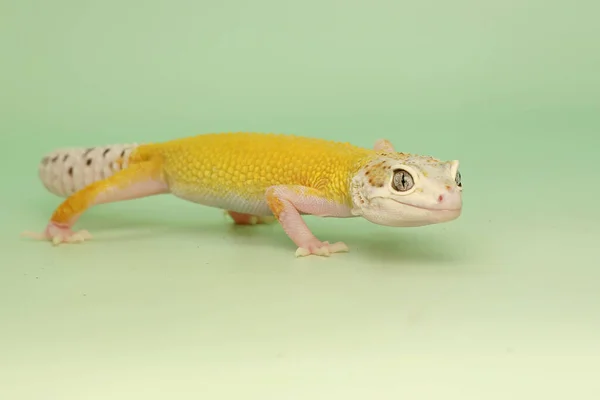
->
[392,169,414,191]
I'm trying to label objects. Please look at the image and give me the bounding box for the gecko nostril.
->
[438,194,444,203]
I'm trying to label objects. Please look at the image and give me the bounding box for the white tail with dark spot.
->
[38,143,139,197]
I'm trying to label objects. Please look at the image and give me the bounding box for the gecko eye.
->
[455,170,462,187]
[391,169,414,192]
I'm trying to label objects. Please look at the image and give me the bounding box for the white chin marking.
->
[366,207,462,227]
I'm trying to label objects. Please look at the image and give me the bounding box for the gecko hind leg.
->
[22,160,168,245]
[226,211,276,225]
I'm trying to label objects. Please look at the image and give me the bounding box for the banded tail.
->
[38,143,140,197]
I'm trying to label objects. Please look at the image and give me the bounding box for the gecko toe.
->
[295,240,349,257]
[23,223,93,245]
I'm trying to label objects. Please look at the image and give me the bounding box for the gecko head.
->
[350,153,463,227]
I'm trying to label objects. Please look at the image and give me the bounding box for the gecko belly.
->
[169,184,273,216]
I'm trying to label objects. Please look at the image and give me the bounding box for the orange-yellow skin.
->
[49,132,377,226]
[155,132,374,209]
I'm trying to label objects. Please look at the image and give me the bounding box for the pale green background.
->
[1,0,599,399]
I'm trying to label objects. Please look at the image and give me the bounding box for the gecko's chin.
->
[359,199,462,227]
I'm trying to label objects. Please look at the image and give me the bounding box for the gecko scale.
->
[23,132,463,256]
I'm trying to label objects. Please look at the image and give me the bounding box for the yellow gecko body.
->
[25,132,463,257]
[157,132,373,214]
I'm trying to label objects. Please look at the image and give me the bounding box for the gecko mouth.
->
[390,199,461,212]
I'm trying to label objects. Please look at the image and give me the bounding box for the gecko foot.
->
[227,211,276,225]
[22,222,92,245]
[295,240,349,257]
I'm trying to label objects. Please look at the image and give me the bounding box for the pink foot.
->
[22,222,92,245]
[227,211,276,225]
[295,240,349,257]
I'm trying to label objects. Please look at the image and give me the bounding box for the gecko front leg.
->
[265,185,351,257]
